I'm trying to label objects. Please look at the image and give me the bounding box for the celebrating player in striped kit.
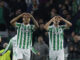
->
[10,13,39,60]
[44,16,72,60]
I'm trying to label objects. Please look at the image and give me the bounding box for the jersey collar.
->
[23,23,30,26]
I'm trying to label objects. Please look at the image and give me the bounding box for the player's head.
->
[38,36,43,43]
[53,16,60,26]
[53,19,60,26]
[54,20,60,25]
[22,14,30,24]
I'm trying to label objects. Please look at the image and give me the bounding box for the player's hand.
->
[52,16,58,23]
[55,16,62,21]
[52,16,62,24]
[51,16,57,22]
[37,52,40,56]
[57,16,64,21]
[27,13,33,18]
[20,13,27,17]
[0,53,2,56]
[23,13,33,18]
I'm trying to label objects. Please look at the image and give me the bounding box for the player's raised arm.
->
[44,17,55,30]
[10,13,26,27]
[60,16,72,28]
[28,13,39,28]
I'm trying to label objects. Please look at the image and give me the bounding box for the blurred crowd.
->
[0,0,80,60]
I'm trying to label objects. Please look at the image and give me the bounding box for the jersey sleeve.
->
[30,46,38,54]
[48,26,53,32]
[15,22,21,27]
[1,40,12,55]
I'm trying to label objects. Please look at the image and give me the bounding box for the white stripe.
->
[29,32,31,49]
[30,26,32,47]
[18,25,22,48]
[48,30,51,50]
[55,27,57,50]
[58,28,61,49]
[25,26,28,49]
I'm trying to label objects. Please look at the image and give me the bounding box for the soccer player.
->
[10,13,39,60]
[44,16,72,60]
[0,13,39,60]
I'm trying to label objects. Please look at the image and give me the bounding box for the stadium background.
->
[0,0,80,60]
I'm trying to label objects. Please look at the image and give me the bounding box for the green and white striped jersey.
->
[48,25,66,51]
[16,23,35,49]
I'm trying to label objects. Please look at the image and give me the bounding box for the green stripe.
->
[62,33,64,49]
[23,26,27,49]
[57,28,59,50]
[19,31,23,48]
[19,25,23,48]
[30,32,32,46]
[30,26,33,46]
[53,34,55,50]
[17,27,20,45]
[60,40,62,49]
[53,28,56,50]
[60,33,63,49]
[27,26,29,48]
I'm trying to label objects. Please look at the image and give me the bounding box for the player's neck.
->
[23,23,29,25]
[54,24,59,27]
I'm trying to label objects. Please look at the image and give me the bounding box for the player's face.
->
[54,20,60,26]
[23,15,30,24]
